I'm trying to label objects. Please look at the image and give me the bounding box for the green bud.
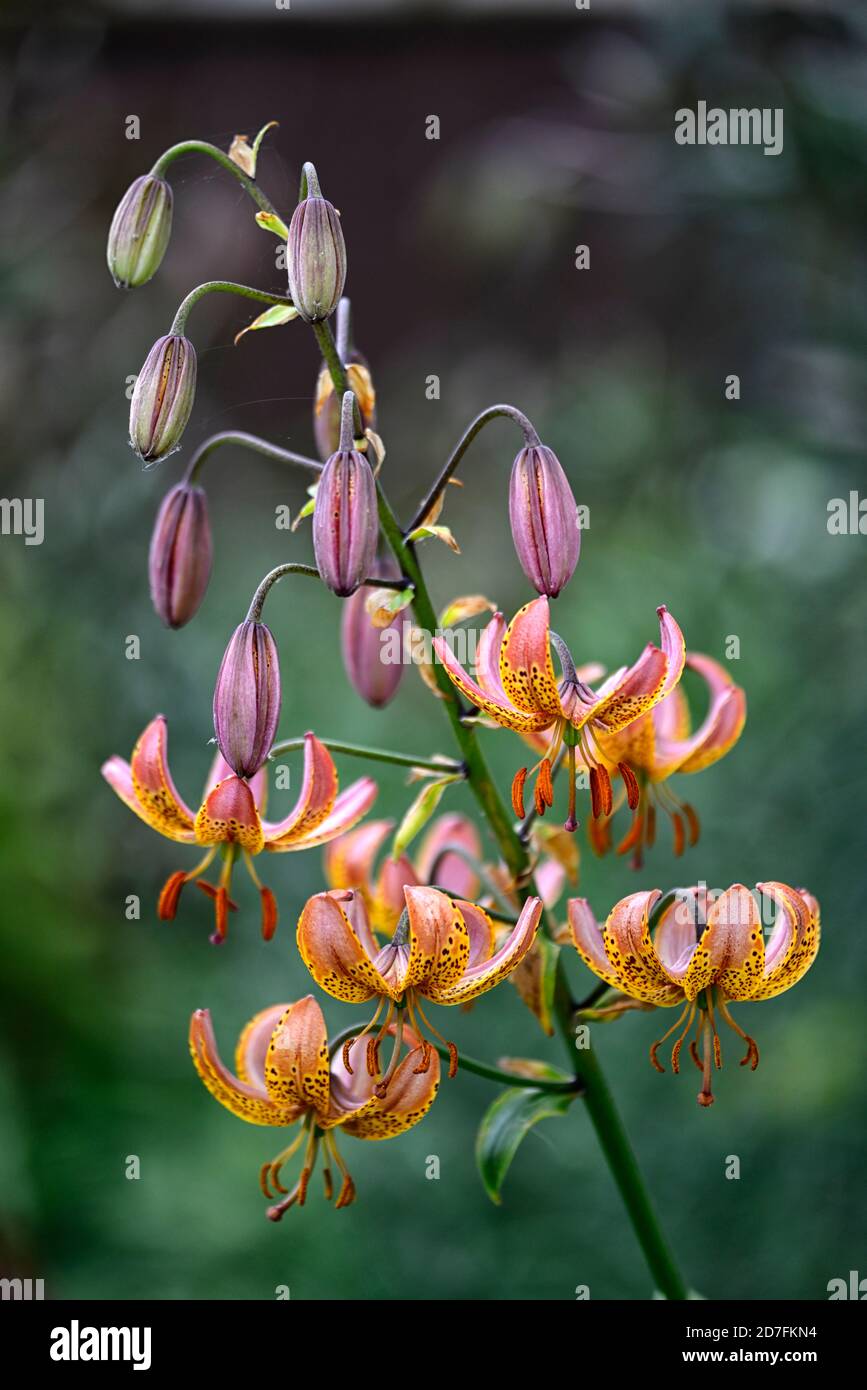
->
[107,175,173,289]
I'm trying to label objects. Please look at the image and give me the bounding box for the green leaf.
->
[406,523,460,553]
[391,775,459,859]
[363,584,415,629]
[234,303,299,345]
[255,209,291,240]
[476,1086,575,1205]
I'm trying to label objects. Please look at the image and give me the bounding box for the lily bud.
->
[314,355,377,461]
[341,557,405,708]
[213,620,281,778]
[129,334,197,463]
[313,446,378,597]
[509,444,580,597]
[148,481,213,629]
[287,195,346,323]
[107,174,173,288]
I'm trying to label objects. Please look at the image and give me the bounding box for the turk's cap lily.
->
[297,884,541,1008]
[190,996,439,1218]
[102,717,377,941]
[433,596,684,739]
[323,812,483,934]
[568,884,820,1106]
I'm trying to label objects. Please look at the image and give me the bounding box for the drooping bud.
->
[313,392,378,596]
[148,481,213,629]
[314,355,376,461]
[341,555,405,707]
[213,620,281,778]
[129,334,197,463]
[509,444,580,597]
[286,172,346,323]
[107,174,173,288]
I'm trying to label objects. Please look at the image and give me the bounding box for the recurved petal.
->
[267,776,378,853]
[194,775,265,853]
[601,890,683,1004]
[261,732,337,846]
[653,891,702,979]
[189,1008,302,1127]
[235,1004,288,1087]
[656,653,747,777]
[499,598,563,719]
[122,716,197,842]
[748,883,820,1001]
[430,895,542,1004]
[453,899,496,966]
[263,996,332,1117]
[567,898,622,990]
[415,812,483,900]
[433,627,552,733]
[401,885,471,995]
[324,819,393,891]
[341,1045,441,1139]
[591,608,685,735]
[203,746,269,814]
[296,890,389,1002]
[696,884,765,1001]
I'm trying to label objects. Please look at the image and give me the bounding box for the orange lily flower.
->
[102,716,377,943]
[569,882,820,1107]
[589,652,747,864]
[324,812,482,936]
[433,596,685,834]
[190,994,439,1220]
[297,884,542,1081]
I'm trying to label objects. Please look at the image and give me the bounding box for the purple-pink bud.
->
[148,481,213,629]
[313,447,378,597]
[129,334,197,463]
[509,444,580,597]
[107,174,173,288]
[286,195,347,323]
[213,620,281,778]
[341,557,405,708]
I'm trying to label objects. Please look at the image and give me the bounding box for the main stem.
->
[314,318,688,1300]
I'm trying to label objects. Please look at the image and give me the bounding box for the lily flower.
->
[190,995,439,1221]
[568,882,820,1107]
[323,812,483,936]
[433,596,685,834]
[297,884,542,1082]
[102,716,377,943]
[589,652,747,865]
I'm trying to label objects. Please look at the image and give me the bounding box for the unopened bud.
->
[129,334,197,463]
[213,620,281,778]
[341,556,405,708]
[148,481,212,629]
[107,175,173,288]
[287,195,346,323]
[313,441,378,598]
[509,444,580,597]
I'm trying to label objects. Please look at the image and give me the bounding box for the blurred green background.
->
[1,0,866,1301]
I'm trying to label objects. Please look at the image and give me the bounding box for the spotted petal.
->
[402,885,471,995]
[428,895,542,1004]
[267,769,377,853]
[194,775,265,853]
[681,885,764,1001]
[296,889,391,1002]
[590,608,685,735]
[499,598,563,719]
[341,1045,441,1139]
[433,614,553,733]
[189,1008,302,1126]
[747,883,820,1002]
[262,995,332,1118]
[654,653,746,777]
[261,732,338,847]
[601,890,683,1004]
[567,898,624,992]
[102,716,197,843]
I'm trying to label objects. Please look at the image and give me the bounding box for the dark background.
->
[1,0,865,1300]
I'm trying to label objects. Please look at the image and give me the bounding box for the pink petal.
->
[415,813,483,899]
[268,776,378,852]
[261,732,338,846]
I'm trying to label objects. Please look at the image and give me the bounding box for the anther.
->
[511,767,528,819]
[260,886,278,941]
[157,870,188,921]
[618,762,640,811]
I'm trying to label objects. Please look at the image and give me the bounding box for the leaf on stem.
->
[407,523,461,554]
[476,1086,576,1205]
[509,935,561,1037]
[438,594,496,629]
[364,585,414,629]
[228,121,279,177]
[234,303,299,345]
[255,209,291,240]
[392,775,461,859]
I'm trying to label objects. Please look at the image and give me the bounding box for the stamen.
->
[261,1126,308,1198]
[717,998,760,1070]
[618,762,640,811]
[158,871,188,921]
[413,997,459,1078]
[646,803,657,847]
[322,1165,334,1202]
[511,767,528,819]
[696,1018,715,1107]
[649,1000,694,1073]
[671,810,685,858]
[706,992,722,1070]
[683,802,700,847]
[412,1040,432,1075]
[615,811,643,856]
[538,758,554,808]
[373,1008,405,1099]
[670,1002,698,1074]
[324,1131,357,1209]
[589,767,602,820]
[340,997,386,1077]
[367,1001,394,1077]
[244,852,279,940]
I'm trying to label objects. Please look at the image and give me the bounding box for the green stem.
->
[270,737,463,777]
[327,1022,578,1095]
[184,431,322,485]
[170,281,294,336]
[310,312,690,1302]
[407,403,541,533]
[246,563,407,623]
[151,140,279,217]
